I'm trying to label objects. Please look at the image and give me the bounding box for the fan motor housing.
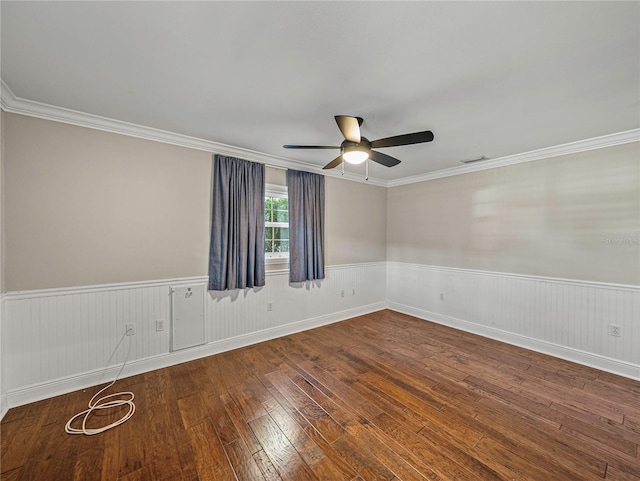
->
[340,137,371,153]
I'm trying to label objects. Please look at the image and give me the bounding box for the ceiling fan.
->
[283,115,434,170]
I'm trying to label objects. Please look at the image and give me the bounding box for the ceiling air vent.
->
[461,156,489,164]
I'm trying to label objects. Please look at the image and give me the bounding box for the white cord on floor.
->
[65,333,136,436]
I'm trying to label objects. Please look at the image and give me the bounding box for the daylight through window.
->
[265,187,289,260]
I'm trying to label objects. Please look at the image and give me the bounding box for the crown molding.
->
[2,79,638,188]
[387,128,640,187]
[0,80,387,187]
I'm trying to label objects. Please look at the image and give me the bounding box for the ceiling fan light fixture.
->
[342,145,369,164]
[284,115,434,171]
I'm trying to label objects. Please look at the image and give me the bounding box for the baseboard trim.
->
[0,395,7,420]
[4,301,386,410]
[388,302,640,381]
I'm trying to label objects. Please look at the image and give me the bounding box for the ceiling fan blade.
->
[323,156,343,170]
[370,130,434,149]
[335,115,362,143]
[369,150,401,167]
[283,145,339,149]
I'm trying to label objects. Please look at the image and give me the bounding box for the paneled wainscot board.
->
[2,263,387,413]
[387,262,640,380]
[3,261,639,418]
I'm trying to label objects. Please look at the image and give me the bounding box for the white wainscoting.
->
[1,262,386,412]
[3,261,638,418]
[387,262,640,380]
[0,293,5,418]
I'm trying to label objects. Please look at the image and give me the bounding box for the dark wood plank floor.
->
[2,309,639,480]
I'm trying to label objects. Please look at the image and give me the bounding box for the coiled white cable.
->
[65,333,136,435]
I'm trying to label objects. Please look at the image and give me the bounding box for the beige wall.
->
[326,176,387,265]
[387,142,640,285]
[6,112,636,289]
[265,166,286,186]
[5,114,212,290]
[3,113,387,291]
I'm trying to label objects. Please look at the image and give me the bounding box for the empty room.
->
[0,2,639,480]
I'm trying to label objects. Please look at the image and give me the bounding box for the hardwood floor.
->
[2,309,639,480]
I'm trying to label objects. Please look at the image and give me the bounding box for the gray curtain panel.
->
[208,155,265,290]
[287,169,325,283]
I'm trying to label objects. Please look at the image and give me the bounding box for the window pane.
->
[265,194,289,257]
[274,209,288,222]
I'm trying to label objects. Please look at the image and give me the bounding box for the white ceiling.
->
[2,1,639,182]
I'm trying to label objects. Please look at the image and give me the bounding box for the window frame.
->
[265,183,289,264]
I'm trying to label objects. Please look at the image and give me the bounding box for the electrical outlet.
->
[156,319,165,332]
[267,301,273,311]
[341,289,345,298]
[126,323,136,336]
[609,324,622,337]
[440,293,444,301]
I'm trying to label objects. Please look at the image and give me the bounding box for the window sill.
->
[265,256,289,266]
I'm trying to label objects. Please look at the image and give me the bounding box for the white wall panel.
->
[3,285,172,393]
[387,262,640,379]
[0,294,5,418]
[171,285,206,351]
[2,260,637,415]
[2,263,386,409]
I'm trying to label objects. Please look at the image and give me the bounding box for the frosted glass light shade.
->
[342,149,369,164]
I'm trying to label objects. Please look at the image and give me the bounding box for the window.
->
[265,184,289,261]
